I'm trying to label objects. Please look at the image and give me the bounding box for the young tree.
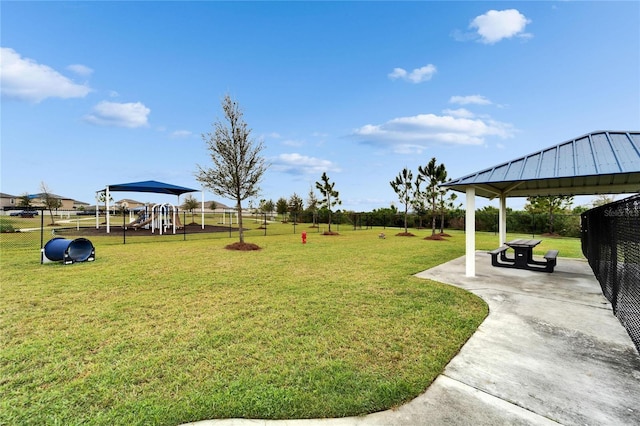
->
[389,167,414,234]
[182,195,199,224]
[17,193,32,208]
[315,172,341,233]
[40,182,62,225]
[196,95,268,245]
[525,195,574,234]
[259,199,274,223]
[288,192,304,223]
[306,187,319,227]
[276,197,289,222]
[592,194,615,207]
[418,157,447,236]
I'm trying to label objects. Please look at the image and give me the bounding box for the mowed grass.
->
[0,227,581,425]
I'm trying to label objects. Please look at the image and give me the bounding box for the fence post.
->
[40,212,44,264]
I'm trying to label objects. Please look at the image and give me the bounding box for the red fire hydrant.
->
[301,231,307,244]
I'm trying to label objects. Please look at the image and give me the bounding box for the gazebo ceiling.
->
[443,130,640,199]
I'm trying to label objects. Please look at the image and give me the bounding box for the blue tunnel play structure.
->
[43,237,95,264]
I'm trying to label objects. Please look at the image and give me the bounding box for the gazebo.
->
[442,130,640,277]
[97,180,203,233]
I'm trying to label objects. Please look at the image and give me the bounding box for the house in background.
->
[27,193,78,210]
[0,193,18,210]
[115,199,146,210]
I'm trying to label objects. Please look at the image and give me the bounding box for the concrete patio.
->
[185,252,640,426]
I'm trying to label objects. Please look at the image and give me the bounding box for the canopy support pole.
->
[106,186,110,234]
[499,193,507,246]
[465,187,475,277]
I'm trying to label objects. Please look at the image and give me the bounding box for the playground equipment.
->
[151,203,181,235]
[129,209,152,230]
[43,237,95,264]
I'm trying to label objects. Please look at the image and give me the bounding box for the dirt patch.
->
[322,231,340,236]
[395,232,416,237]
[225,242,261,251]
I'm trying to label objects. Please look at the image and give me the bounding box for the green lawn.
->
[0,227,582,425]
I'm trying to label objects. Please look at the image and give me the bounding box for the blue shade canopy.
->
[443,131,640,199]
[105,180,197,196]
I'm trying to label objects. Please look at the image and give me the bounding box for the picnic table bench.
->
[490,239,558,273]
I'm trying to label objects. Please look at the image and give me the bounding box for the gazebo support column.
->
[465,187,476,277]
[106,186,110,234]
[499,193,507,246]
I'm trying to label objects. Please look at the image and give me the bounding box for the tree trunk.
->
[403,206,408,233]
[431,196,437,235]
[236,201,244,243]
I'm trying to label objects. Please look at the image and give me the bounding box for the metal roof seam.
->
[626,131,640,159]
[605,131,624,173]
[587,134,599,175]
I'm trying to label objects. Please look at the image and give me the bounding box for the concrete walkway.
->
[184,253,640,426]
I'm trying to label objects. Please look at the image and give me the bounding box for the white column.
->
[499,193,507,246]
[465,187,476,277]
[106,186,110,234]
[201,191,205,229]
[95,192,100,229]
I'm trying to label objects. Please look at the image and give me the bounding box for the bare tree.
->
[40,182,62,225]
[196,95,268,245]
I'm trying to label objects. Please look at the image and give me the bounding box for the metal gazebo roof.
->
[443,130,640,198]
[104,180,197,196]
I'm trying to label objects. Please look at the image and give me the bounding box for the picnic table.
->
[489,239,558,273]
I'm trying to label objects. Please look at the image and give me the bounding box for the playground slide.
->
[132,217,153,229]
[174,212,183,229]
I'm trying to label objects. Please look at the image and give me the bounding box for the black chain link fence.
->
[581,194,640,354]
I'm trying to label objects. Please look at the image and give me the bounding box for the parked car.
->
[9,210,39,217]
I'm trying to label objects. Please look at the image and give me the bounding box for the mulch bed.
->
[225,242,261,251]
[424,233,451,240]
[54,223,244,237]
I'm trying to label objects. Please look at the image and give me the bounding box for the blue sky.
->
[2,1,639,211]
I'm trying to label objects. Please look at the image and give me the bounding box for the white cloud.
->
[470,9,532,44]
[170,130,192,138]
[282,139,304,147]
[442,108,475,118]
[84,101,150,128]
[449,95,492,105]
[352,112,515,153]
[66,64,93,76]
[272,153,340,175]
[0,47,91,103]
[388,64,437,83]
